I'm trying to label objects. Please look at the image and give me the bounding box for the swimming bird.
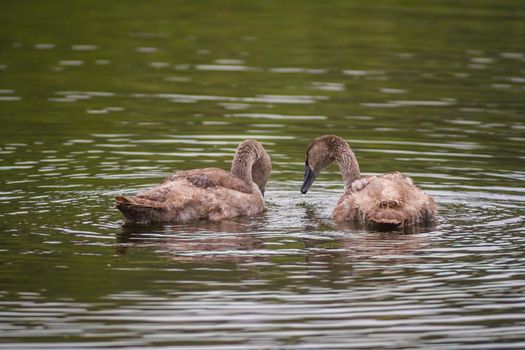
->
[300,135,437,229]
[116,139,271,223]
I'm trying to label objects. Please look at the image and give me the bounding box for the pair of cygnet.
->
[116,135,437,229]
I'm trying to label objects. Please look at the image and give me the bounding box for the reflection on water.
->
[118,221,430,265]
[1,0,525,349]
[117,220,267,263]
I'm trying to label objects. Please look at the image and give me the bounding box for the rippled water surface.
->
[1,1,525,349]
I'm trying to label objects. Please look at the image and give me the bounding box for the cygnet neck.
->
[331,137,361,189]
[231,140,261,184]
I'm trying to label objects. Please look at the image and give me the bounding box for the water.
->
[1,1,525,348]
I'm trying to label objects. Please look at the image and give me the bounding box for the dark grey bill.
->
[301,165,316,194]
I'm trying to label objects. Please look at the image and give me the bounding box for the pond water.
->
[1,1,525,349]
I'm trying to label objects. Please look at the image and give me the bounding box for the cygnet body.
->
[301,135,437,229]
[116,139,271,223]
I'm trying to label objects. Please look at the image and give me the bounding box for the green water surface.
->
[1,1,525,349]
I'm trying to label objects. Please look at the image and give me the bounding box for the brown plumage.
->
[116,139,271,223]
[300,135,437,229]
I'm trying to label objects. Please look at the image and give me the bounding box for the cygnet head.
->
[301,135,359,194]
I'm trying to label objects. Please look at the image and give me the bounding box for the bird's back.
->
[116,168,264,223]
[333,172,437,228]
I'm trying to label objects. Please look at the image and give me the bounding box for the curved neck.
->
[333,140,361,189]
[231,144,257,184]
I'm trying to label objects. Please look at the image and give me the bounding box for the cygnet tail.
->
[115,195,165,223]
[366,199,407,226]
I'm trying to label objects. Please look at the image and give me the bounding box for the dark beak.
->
[301,165,316,194]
